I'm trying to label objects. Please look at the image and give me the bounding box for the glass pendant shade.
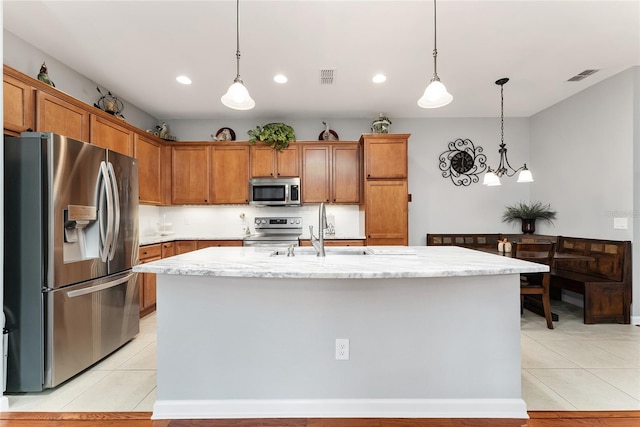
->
[418,78,453,108]
[221,79,255,110]
[517,166,534,183]
[482,171,501,186]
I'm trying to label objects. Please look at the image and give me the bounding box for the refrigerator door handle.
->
[106,161,121,261]
[65,272,136,298]
[97,161,115,262]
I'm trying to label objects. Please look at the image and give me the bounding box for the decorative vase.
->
[521,218,536,234]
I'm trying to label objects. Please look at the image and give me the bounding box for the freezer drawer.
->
[45,271,139,389]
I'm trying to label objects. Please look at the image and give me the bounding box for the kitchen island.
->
[134,246,547,420]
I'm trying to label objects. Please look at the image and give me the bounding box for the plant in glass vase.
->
[502,201,557,234]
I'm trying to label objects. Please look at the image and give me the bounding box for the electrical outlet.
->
[335,338,349,360]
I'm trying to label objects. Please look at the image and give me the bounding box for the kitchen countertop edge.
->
[133,246,548,279]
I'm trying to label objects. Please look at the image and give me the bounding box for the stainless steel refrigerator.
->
[3,132,140,392]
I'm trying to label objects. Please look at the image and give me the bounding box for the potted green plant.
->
[247,123,296,151]
[502,201,557,234]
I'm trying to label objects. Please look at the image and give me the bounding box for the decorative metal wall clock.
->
[439,138,487,186]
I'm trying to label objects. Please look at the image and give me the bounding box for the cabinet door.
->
[301,145,330,203]
[363,136,408,179]
[365,180,408,245]
[135,133,163,205]
[172,146,210,204]
[332,144,361,204]
[196,240,243,249]
[36,91,90,142]
[250,145,276,177]
[3,74,35,135]
[211,145,249,204]
[138,244,162,315]
[90,114,133,156]
[276,145,299,177]
[176,240,197,254]
[161,242,176,258]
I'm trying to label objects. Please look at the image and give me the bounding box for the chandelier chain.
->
[432,0,439,78]
[235,0,241,80]
[500,82,504,145]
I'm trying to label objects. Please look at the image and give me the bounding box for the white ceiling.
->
[4,1,640,121]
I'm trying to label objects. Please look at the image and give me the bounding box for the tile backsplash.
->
[139,204,364,239]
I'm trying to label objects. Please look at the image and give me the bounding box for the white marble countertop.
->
[133,246,548,279]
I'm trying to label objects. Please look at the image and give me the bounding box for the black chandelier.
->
[483,78,533,186]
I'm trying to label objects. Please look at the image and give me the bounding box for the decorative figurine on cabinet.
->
[37,61,55,87]
[371,113,391,133]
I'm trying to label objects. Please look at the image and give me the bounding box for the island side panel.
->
[154,274,523,417]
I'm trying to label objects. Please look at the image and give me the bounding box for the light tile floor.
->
[5,301,640,412]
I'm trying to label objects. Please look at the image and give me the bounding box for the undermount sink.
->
[270,247,372,256]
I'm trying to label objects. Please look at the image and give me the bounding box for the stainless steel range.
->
[243,216,303,247]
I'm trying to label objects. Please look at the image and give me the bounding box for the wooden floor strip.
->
[1,411,640,427]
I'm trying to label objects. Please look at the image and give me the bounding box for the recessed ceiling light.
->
[372,73,387,83]
[176,75,192,85]
[274,74,288,84]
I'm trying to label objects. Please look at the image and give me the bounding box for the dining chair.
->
[513,242,555,329]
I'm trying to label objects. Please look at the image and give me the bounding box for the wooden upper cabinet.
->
[3,73,35,135]
[134,132,163,205]
[36,91,90,142]
[171,145,210,204]
[301,143,360,204]
[361,134,409,179]
[90,114,133,156]
[332,143,361,204]
[364,180,408,246]
[301,145,330,203]
[210,145,250,204]
[250,144,299,177]
[276,145,299,177]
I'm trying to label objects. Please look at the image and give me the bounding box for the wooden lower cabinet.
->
[138,244,162,317]
[161,241,175,257]
[196,240,243,249]
[299,239,365,247]
[365,180,408,245]
[176,240,197,254]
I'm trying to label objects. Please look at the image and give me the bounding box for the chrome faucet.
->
[309,202,327,257]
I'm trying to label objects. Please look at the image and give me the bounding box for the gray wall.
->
[530,68,635,240]
[3,30,159,132]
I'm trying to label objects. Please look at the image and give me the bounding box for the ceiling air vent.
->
[320,69,335,85]
[567,69,599,82]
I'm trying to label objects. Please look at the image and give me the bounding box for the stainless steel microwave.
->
[249,177,301,206]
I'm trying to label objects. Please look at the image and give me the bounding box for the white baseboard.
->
[152,398,529,420]
[631,315,640,325]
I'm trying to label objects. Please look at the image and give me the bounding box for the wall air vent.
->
[567,69,599,82]
[320,69,335,85]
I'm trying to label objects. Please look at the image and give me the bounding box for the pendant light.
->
[221,0,255,110]
[418,0,453,109]
[483,78,534,186]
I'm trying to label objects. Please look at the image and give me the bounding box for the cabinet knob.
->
[326,199,329,202]
[367,174,371,178]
